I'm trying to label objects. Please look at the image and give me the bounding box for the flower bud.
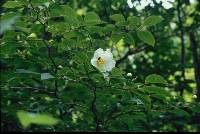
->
[127,73,132,77]
[193,95,197,99]
[58,65,63,69]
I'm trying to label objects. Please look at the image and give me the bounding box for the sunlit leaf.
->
[143,16,163,27]
[17,111,59,128]
[145,74,167,84]
[2,1,24,8]
[41,73,55,80]
[84,12,102,25]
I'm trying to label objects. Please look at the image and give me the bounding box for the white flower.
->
[91,48,116,73]
[127,73,132,77]
[127,0,134,8]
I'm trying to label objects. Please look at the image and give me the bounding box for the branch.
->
[10,86,54,96]
[42,40,58,72]
[91,86,101,131]
[83,63,101,131]
[104,110,144,124]
[177,0,186,96]
[29,1,58,97]
[116,46,147,66]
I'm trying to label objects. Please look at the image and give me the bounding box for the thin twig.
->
[10,86,54,96]
[116,46,147,66]
[104,110,143,124]
[29,1,58,97]
[83,63,101,131]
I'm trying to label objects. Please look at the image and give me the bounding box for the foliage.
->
[1,0,200,132]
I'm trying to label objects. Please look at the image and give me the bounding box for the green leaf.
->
[2,1,24,8]
[58,39,77,53]
[111,68,125,77]
[61,5,79,27]
[30,0,50,7]
[134,92,151,111]
[145,74,167,84]
[127,16,140,28]
[48,4,65,17]
[63,32,79,39]
[137,30,155,46]
[110,34,122,43]
[110,14,125,22]
[84,12,102,25]
[86,26,104,36]
[73,52,89,63]
[49,22,70,35]
[91,73,104,83]
[144,86,171,98]
[17,111,59,128]
[0,42,15,57]
[123,33,135,46]
[41,73,55,80]
[143,16,163,27]
[169,108,190,117]
[16,69,40,75]
[103,24,115,33]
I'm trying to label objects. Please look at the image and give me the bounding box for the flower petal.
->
[94,48,104,58]
[102,49,113,61]
[105,59,116,72]
[91,57,97,68]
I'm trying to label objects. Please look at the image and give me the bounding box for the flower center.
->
[97,57,105,65]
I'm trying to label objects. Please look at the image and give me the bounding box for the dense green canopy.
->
[1,0,200,132]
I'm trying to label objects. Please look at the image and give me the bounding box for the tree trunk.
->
[177,0,186,96]
[189,32,200,101]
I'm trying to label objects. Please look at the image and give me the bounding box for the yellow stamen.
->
[97,57,105,65]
